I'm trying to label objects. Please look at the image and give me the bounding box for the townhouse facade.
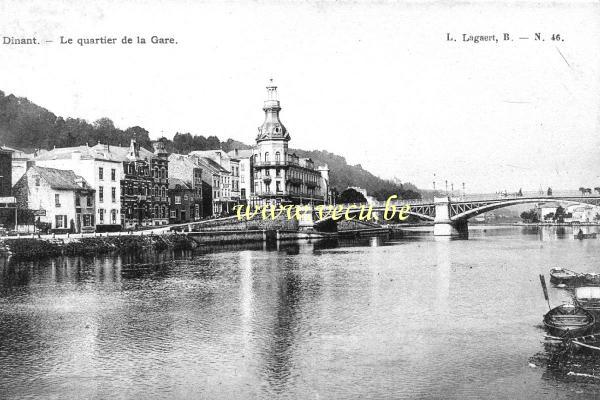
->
[227,149,253,204]
[150,139,170,225]
[168,153,203,220]
[13,166,96,233]
[168,178,201,223]
[91,140,155,229]
[189,155,231,215]
[34,146,123,231]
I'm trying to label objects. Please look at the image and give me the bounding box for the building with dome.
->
[250,80,330,206]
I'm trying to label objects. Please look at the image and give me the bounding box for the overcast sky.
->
[0,0,599,193]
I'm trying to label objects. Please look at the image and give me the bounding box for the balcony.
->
[288,177,302,186]
[254,161,287,168]
[306,181,318,188]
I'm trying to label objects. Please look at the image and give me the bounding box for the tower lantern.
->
[256,78,290,143]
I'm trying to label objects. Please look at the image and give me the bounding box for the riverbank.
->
[1,233,197,261]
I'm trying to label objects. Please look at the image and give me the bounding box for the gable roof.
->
[91,143,155,162]
[168,153,201,170]
[30,166,93,190]
[34,145,121,163]
[195,157,230,174]
[227,149,253,159]
[168,178,191,190]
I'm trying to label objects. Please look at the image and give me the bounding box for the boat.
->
[543,304,596,338]
[583,273,600,285]
[574,230,597,240]
[574,286,600,312]
[550,268,582,285]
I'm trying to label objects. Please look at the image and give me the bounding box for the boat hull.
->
[543,305,596,338]
[549,268,581,285]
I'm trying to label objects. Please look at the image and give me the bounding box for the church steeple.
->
[256,79,290,143]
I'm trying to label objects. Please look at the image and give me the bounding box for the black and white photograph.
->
[1,0,600,398]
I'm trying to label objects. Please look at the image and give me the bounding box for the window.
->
[99,187,104,202]
[112,187,116,203]
[99,167,104,180]
[75,195,80,206]
[195,204,200,218]
[241,176,245,183]
[276,168,281,177]
[99,208,105,223]
[111,168,116,181]
[170,210,176,218]
[83,214,92,227]
[35,177,40,186]
[254,154,258,164]
[55,194,61,207]
[276,181,281,192]
[264,152,269,162]
[55,215,66,228]
[175,196,181,205]
[111,210,117,224]
[87,195,92,206]
[184,195,188,201]
[275,152,280,163]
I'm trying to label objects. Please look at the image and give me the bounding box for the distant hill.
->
[0,90,420,200]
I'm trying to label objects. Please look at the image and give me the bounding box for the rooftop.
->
[30,166,93,191]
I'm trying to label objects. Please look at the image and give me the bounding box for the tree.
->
[554,205,566,223]
[520,209,539,223]
[579,187,586,196]
[337,188,367,204]
[547,187,552,196]
[517,188,523,197]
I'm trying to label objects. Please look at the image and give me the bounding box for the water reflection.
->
[2,227,600,398]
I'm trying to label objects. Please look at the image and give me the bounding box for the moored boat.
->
[574,286,600,312]
[583,273,600,285]
[574,230,597,240]
[550,268,581,285]
[543,304,596,338]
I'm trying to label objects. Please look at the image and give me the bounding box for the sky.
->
[0,0,599,193]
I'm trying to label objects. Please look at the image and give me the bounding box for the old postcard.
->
[0,1,599,398]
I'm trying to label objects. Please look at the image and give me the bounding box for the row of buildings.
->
[0,81,331,233]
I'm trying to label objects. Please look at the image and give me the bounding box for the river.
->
[1,226,600,399]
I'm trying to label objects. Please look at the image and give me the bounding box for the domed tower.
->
[253,79,291,204]
[256,79,290,143]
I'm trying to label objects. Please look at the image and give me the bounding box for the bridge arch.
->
[450,197,595,222]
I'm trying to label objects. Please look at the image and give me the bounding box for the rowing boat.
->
[574,286,600,313]
[549,268,582,285]
[543,304,596,338]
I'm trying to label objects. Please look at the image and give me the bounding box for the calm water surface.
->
[2,226,600,399]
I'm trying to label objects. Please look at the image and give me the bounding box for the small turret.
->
[256,79,290,143]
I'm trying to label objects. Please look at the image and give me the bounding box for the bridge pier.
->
[433,220,468,237]
[433,197,468,237]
